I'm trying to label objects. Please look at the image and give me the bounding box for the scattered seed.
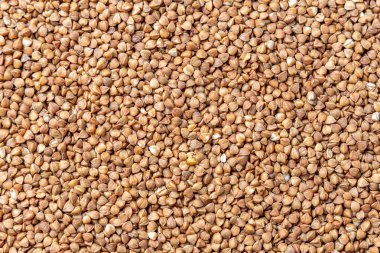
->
[0,0,379,252]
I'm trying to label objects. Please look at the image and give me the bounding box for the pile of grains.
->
[1,0,380,252]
